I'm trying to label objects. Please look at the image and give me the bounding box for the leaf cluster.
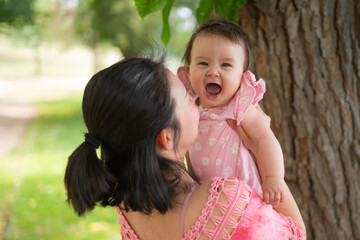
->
[75,0,162,57]
[0,0,36,27]
[134,0,248,44]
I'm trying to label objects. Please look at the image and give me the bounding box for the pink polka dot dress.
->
[180,69,266,196]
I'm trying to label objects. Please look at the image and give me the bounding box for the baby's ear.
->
[177,66,190,87]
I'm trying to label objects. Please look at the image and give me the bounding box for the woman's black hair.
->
[64,57,193,216]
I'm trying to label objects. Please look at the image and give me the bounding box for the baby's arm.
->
[240,105,286,207]
[227,114,306,237]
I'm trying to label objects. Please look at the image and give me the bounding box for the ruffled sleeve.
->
[234,70,266,125]
[177,66,197,97]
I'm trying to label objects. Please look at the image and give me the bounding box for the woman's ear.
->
[157,129,174,151]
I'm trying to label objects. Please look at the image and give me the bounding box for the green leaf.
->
[161,0,174,45]
[196,0,248,23]
[225,0,247,22]
[134,0,167,18]
[195,0,214,23]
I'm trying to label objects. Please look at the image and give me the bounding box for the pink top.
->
[180,68,266,196]
[116,178,304,240]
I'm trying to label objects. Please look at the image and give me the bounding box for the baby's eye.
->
[222,63,231,67]
[198,62,208,66]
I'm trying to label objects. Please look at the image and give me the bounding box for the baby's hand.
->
[262,177,286,208]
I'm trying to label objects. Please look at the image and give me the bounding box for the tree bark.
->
[238,0,360,239]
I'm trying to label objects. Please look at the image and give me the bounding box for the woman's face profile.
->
[168,69,200,158]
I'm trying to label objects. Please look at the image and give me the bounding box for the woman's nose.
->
[206,67,220,77]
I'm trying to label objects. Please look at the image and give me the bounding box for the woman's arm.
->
[276,184,306,236]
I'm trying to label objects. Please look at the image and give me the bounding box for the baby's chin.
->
[199,94,232,108]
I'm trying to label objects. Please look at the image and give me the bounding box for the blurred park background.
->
[0,0,359,240]
[0,0,198,239]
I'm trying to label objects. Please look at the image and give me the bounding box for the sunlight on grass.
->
[0,95,121,240]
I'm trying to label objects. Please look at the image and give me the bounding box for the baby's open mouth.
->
[205,83,222,96]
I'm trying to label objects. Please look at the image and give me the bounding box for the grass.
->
[0,95,121,240]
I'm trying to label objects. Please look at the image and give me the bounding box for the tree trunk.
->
[238,0,360,239]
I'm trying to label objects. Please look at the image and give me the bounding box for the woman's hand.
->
[226,105,270,156]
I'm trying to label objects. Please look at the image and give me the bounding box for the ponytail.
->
[65,57,195,216]
[64,142,116,216]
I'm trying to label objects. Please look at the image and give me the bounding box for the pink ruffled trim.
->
[244,71,266,105]
[117,207,140,240]
[235,70,266,125]
[177,66,197,97]
[284,216,305,240]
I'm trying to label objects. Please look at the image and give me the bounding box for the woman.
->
[64,56,306,239]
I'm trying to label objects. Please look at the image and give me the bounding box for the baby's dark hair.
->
[64,57,192,216]
[182,18,253,71]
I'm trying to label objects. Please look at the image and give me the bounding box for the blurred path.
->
[0,96,37,159]
[0,75,87,239]
[0,75,87,159]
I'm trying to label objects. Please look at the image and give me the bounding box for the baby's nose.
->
[206,67,220,77]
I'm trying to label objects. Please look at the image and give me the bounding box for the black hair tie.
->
[84,133,102,149]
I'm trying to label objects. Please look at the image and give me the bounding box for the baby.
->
[178,19,286,207]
